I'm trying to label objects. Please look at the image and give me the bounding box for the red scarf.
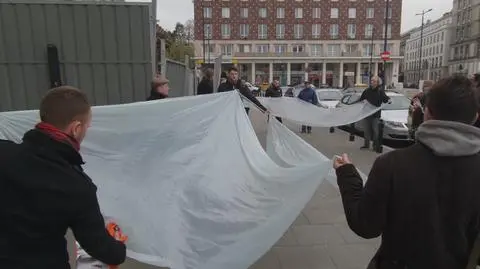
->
[35,122,80,151]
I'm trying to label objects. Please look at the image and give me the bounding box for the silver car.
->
[336,91,412,141]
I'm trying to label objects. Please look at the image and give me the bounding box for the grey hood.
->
[416,120,480,156]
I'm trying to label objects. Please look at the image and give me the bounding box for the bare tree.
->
[184,19,194,44]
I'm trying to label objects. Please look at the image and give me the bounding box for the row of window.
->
[407,31,445,50]
[404,57,444,71]
[205,6,392,19]
[201,0,389,2]
[204,43,394,57]
[203,23,392,39]
[405,44,444,62]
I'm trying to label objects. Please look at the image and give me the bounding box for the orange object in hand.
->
[106,221,128,269]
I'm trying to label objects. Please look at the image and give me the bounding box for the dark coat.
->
[265,85,283,98]
[358,86,390,118]
[0,130,126,268]
[218,79,267,112]
[297,87,319,105]
[197,78,213,95]
[147,90,167,100]
[336,120,480,269]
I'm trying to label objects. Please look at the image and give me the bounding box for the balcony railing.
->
[234,52,309,57]
[228,51,399,58]
[342,51,361,57]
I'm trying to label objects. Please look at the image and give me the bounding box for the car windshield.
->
[317,90,343,101]
[383,95,411,110]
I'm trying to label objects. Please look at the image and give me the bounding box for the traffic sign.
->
[381,51,391,61]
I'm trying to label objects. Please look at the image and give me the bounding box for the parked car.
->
[315,89,343,108]
[336,91,412,141]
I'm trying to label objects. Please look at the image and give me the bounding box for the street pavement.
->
[67,107,394,269]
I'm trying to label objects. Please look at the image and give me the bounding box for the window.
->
[221,44,233,56]
[365,24,373,38]
[203,44,215,55]
[204,24,212,39]
[366,8,374,18]
[327,44,340,56]
[382,24,392,38]
[330,24,339,39]
[239,24,249,38]
[331,8,339,18]
[221,8,230,18]
[256,45,269,53]
[292,45,304,53]
[276,24,285,39]
[347,24,356,38]
[277,7,285,18]
[240,8,248,18]
[238,44,251,53]
[294,24,304,39]
[312,24,321,38]
[313,8,321,18]
[295,8,303,18]
[221,24,231,39]
[363,44,373,56]
[310,44,322,56]
[259,8,267,18]
[258,24,267,39]
[348,8,356,18]
[384,6,392,18]
[274,44,288,53]
[203,7,212,18]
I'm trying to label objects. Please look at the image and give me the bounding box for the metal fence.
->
[0,1,154,111]
[165,59,195,97]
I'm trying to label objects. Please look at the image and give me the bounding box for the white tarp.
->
[0,91,368,269]
[258,97,383,127]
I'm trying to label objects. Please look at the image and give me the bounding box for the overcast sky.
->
[132,0,453,33]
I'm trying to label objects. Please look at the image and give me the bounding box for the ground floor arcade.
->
[206,60,400,88]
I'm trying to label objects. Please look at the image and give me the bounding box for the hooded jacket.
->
[336,120,480,269]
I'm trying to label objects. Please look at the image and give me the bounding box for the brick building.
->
[193,0,403,87]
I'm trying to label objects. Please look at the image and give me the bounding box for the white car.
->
[315,89,343,108]
[337,91,411,141]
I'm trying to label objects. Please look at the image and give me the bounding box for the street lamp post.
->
[202,1,206,65]
[368,26,375,86]
[382,0,390,89]
[415,8,433,83]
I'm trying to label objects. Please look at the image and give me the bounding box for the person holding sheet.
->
[265,80,283,123]
[334,76,480,269]
[147,75,170,100]
[0,86,127,268]
[217,66,267,115]
[297,81,318,134]
[357,76,390,151]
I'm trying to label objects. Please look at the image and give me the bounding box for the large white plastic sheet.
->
[259,97,383,127]
[0,91,368,269]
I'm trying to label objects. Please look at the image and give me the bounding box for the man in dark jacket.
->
[297,81,318,133]
[218,66,267,115]
[0,86,126,268]
[147,75,169,100]
[334,76,480,269]
[265,80,283,123]
[197,68,214,95]
[358,76,390,151]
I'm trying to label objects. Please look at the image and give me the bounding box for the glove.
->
[106,221,128,243]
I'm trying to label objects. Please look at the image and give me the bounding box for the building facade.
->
[193,0,403,88]
[399,29,413,83]
[449,0,480,76]
[403,12,452,85]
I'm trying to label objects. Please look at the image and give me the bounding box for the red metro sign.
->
[381,51,391,61]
